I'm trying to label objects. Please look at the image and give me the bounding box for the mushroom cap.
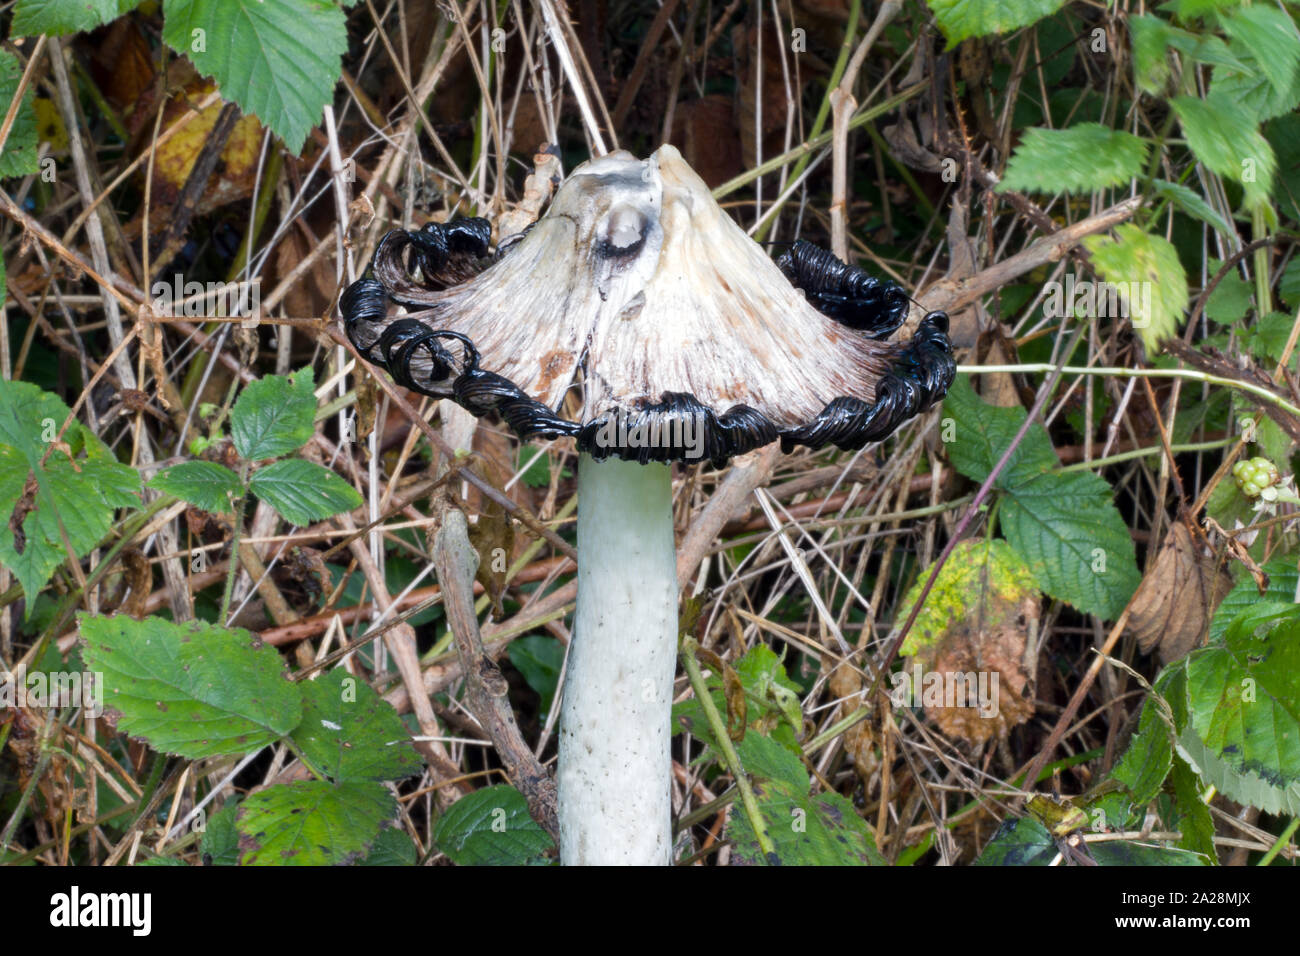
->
[343,145,954,465]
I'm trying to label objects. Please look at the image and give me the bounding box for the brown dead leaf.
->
[120,548,152,619]
[130,78,265,233]
[8,474,39,556]
[1129,521,1233,664]
[897,539,1040,745]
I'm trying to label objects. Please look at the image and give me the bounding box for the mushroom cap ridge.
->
[342,145,955,466]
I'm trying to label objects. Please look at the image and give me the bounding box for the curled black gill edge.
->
[341,221,956,467]
[775,238,910,340]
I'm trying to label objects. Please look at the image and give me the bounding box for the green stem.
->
[218,462,251,626]
[962,364,1300,421]
[1257,816,1299,866]
[680,636,777,862]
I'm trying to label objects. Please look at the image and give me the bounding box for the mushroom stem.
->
[559,453,677,865]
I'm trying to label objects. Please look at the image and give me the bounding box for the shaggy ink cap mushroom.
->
[341,145,956,467]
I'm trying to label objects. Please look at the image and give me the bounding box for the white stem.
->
[559,454,677,865]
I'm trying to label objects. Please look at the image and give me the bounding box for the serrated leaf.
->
[1177,717,1300,815]
[941,376,1059,488]
[974,816,1058,865]
[1266,113,1300,222]
[160,0,347,153]
[1240,312,1296,366]
[0,51,40,177]
[230,366,316,460]
[1204,257,1254,324]
[727,734,887,865]
[359,826,417,866]
[1172,93,1277,210]
[1213,43,1300,124]
[248,459,361,525]
[80,614,302,759]
[1088,841,1209,865]
[998,124,1147,195]
[1170,754,1216,860]
[507,635,563,720]
[1000,470,1142,619]
[237,779,395,865]
[1220,6,1300,100]
[974,815,1206,864]
[1130,16,1253,95]
[1212,561,1299,644]
[0,380,141,609]
[290,668,421,782]
[1129,16,1176,95]
[1110,685,1174,806]
[147,460,242,513]
[200,800,241,866]
[1281,256,1300,308]
[1082,224,1188,350]
[10,0,140,36]
[433,785,554,865]
[942,377,1140,618]
[1150,179,1235,236]
[1185,602,1300,791]
[925,0,1067,47]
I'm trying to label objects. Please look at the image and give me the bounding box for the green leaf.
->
[10,0,138,36]
[998,124,1147,195]
[160,0,347,153]
[0,381,141,609]
[1170,754,1216,860]
[507,635,564,720]
[974,815,1206,864]
[1172,93,1277,210]
[433,785,554,865]
[1204,258,1254,324]
[1212,565,1299,647]
[1266,113,1300,222]
[1162,661,1300,815]
[1082,223,1188,350]
[727,734,887,865]
[925,0,1067,47]
[1185,602,1300,791]
[290,668,422,783]
[237,780,395,865]
[200,800,241,866]
[80,614,302,759]
[1088,841,1209,865]
[0,51,40,178]
[147,460,243,513]
[974,817,1058,865]
[1150,179,1235,236]
[1000,470,1142,619]
[1213,43,1300,124]
[942,377,1141,618]
[248,459,361,525]
[1281,255,1300,308]
[940,376,1058,488]
[1177,715,1300,814]
[230,366,316,460]
[1239,312,1296,366]
[1220,6,1300,101]
[1110,685,1173,806]
[359,826,417,865]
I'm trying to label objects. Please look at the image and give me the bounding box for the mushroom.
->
[341,145,955,865]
